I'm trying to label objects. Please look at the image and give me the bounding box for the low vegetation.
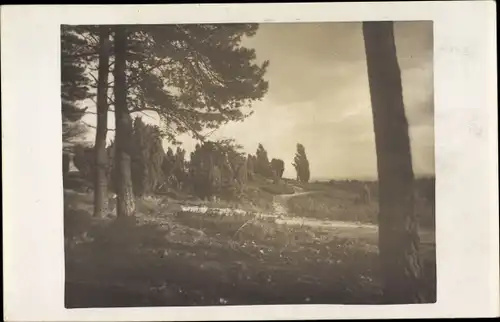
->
[64,174,436,307]
[287,178,435,229]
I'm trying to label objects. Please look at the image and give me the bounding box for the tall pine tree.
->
[173,147,187,190]
[246,154,255,181]
[255,144,272,178]
[93,26,112,217]
[113,26,136,219]
[66,24,269,217]
[292,143,310,183]
[61,25,95,178]
[363,21,424,303]
[110,24,269,217]
[130,117,165,197]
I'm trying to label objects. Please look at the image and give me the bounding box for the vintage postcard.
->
[2,2,498,321]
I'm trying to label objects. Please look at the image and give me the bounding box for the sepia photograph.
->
[2,2,497,321]
[62,21,436,307]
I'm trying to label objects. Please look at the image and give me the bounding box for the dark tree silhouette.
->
[94,26,112,218]
[189,141,219,198]
[292,143,310,183]
[63,153,70,178]
[255,144,273,178]
[113,26,136,219]
[104,24,268,217]
[129,24,269,143]
[130,117,165,197]
[363,21,424,303]
[73,144,94,181]
[162,147,176,186]
[173,147,187,190]
[61,26,95,182]
[271,158,285,179]
[61,26,93,145]
[246,154,255,181]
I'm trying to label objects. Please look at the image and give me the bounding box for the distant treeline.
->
[66,118,312,200]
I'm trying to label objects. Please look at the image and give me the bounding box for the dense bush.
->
[254,144,273,178]
[270,158,285,179]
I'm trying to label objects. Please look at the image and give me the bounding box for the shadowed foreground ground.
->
[65,190,436,307]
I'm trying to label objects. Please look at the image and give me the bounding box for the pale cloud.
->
[206,21,434,180]
[79,21,434,180]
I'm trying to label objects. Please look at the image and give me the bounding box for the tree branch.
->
[88,72,99,85]
[82,120,116,131]
[87,33,99,46]
[130,106,204,141]
[126,57,167,90]
[68,51,98,59]
[90,81,114,89]
[81,34,98,47]
[88,74,115,106]
[204,127,219,139]
[84,108,115,115]
[133,110,157,120]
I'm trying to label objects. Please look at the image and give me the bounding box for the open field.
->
[64,178,436,307]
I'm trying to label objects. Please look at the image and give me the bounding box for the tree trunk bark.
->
[362,21,424,303]
[94,26,111,218]
[63,152,70,179]
[113,26,136,219]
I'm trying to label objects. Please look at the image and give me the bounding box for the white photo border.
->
[2,2,498,321]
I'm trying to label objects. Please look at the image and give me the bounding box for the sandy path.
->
[169,186,434,245]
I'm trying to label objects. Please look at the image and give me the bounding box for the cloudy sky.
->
[81,21,434,180]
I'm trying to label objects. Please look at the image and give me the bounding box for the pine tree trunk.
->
[362,21,424,303]
[94,26,111,218]
[63,152,70,179]
[113,26,136,219]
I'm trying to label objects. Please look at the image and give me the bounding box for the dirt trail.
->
[271,191,318,214]
[166,185,434,245]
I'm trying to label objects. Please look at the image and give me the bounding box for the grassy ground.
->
[288,181,435,229]
[64,179,436,308]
